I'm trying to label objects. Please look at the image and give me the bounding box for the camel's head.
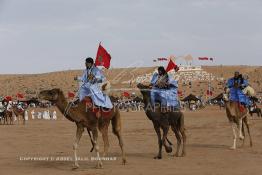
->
[38,88,62,102]
[137,83,152,102]
[137,83,151,90]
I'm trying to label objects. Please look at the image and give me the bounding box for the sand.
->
[1,106,262,175]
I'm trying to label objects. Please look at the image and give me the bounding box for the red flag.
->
[157,58,168,61]
[16,93,24,98]
[206,90,213,96]
[95,43,111,69]
[166,59,178,72]
[123,91,130,97]
[68,92,75,98]
[198,57,209,60]
[5,96,12,101]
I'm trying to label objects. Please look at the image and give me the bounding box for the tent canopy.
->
[182,94,199,102]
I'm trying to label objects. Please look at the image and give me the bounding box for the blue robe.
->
[226,78,250,105]
[150,73,179,107]
[79,66,113,109]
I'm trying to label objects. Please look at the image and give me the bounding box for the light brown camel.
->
[38,88,126,169]
[12,106,26,125]
[223,93,252,149]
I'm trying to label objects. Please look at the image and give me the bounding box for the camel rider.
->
[150,66,179,113]
[0,101,5,113]
[75,57,113,118]
[7,101,12,112]
[226,71,250,107]
[17,102,24,111]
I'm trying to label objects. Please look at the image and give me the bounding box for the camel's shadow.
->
[188,143,228,149]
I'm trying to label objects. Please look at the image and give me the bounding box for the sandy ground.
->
[0,106,262,175]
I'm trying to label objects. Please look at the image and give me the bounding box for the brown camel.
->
[38,88,126,169]
[12,106,26,125]
[223,93,252,149]
[137,83,186,159]
[4,110,13,125]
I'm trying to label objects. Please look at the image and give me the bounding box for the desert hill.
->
[0,66,261,99]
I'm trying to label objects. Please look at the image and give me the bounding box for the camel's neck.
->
[141,92,151,109]
[55,92,69,114]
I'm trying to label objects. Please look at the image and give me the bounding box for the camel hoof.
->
[239,136,244,140]
[230,146,236,150]
[154,155,162,159]
[174,153,179,157]
[181,152,186,157]
[122,158,127,165]
[96,162,103,169]
[165,146,172,153]
[72,164,79,170]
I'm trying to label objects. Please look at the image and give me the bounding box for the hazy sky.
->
[0,0,261,74]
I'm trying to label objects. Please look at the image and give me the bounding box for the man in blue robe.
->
[77,57,113,112]
[226,71,250,106]
[150,66,179,112]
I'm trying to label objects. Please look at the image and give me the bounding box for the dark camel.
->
[223,93,252,149]
[137,83,186,159]
[39,88,126,169]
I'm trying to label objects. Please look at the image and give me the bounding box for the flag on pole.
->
[198,57,209,60]
[95,43,111,69]
[166,59,178,72]
[68,92,75,98]
[123,91,130,97]
[5,96,12,101]
[16,93,24,98]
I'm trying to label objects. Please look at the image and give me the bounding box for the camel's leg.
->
[240,121,245,148]
[171,126,181,157]
[111,112,126,165]
[91,129,103,169]
[8,114,11,125]
[179,113,186,156]
[181,127,187,157]
[238,119,244,140]
[243,117,253,147]
[162,125,172,154]
[230,122,237,150]
[153,122,162,159]
[4,115,6,125]
[72,124,84,169]
[99,120,110,157]
[23,113,26,125]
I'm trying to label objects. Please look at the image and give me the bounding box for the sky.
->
[0,0,261,74]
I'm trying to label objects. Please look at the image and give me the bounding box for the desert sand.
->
[0,106,262,175]
[1,66,262,99]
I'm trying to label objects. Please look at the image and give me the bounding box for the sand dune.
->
[0,66,261,99]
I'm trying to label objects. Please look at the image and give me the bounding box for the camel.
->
[4,110,13,125]
[137,83,186,159]
[38,88,126,169]
[223,93,252,149]
[12,106,26,125]
[249,107,262,117]
[0,108,5,124]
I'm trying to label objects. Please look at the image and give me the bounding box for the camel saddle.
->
[82,97,113,119]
